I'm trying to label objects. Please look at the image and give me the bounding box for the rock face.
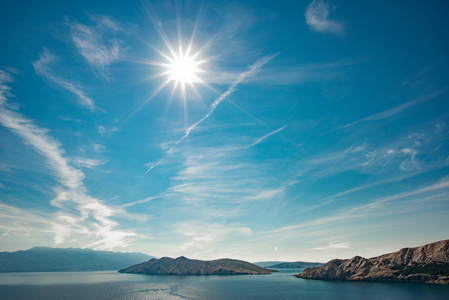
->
[119,256,274,275]
[0,247,152,272]
[296,239,449,284]
[267,261,323,268]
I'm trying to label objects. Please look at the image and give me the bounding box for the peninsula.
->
[119,256,275,275]
[296,239,449,284]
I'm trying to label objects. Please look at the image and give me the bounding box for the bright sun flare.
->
[137,36,210,112]
[163,47,203,85]
[168,55,199,84]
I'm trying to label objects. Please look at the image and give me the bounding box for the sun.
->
[150,42,209,104]
[122,8,214,124]
[127,41,209,122]
[165,48,202,85]
[158,44,205,90]
[148,41,212,107]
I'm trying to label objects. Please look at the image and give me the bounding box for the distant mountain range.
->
[267,261,324,268]
[119,256,275,275]
[297,239,449,284]
[254,261,285,268]
[254,261,323,268]
[0,247,153,272]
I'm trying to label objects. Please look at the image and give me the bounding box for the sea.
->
[0,268,448,299]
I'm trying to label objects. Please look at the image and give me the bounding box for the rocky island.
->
[296,239,449,284]
[119,256,275,275]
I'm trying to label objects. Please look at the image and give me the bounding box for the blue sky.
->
[1,0,448,262]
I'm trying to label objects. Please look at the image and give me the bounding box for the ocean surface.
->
[0,268,448,300]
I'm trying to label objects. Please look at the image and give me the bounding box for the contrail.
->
[336,89,446,131]
[145,157,165,174]
[247,125,287,149]
[0,227,17,239]
[145,53,278,174]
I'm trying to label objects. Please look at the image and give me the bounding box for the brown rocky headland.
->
[296,239,449,284]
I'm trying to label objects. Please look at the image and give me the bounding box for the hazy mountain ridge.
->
[0,247,153,272]
[253,260,285,268]
[297,239,449,284]
[254,261,285,268]
[119,256,275,275]
[267,261,323,268]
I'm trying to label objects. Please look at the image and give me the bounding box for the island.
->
[296,239,449,284]
[119,256,275,275]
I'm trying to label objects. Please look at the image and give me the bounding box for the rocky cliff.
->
[296,239,449,284]
[119,256,274,275]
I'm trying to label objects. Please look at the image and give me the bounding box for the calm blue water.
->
[0,268,448,299]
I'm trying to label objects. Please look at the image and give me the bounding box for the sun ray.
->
[164,81,180,116]
[121,78,171,125]
[122,0,213,125]
[141,3,172,50]
[188,3,203,53]
[188,82,203,104]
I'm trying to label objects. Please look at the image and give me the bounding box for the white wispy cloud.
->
[0,162,12,172]
[92,143,106,153]
[98,125,119,135]
[248,58,362,86]
[267,177,449,234]
[0,69,15,87]
[305,0,343,34]
[0,203,61,243]
[151,143,296,258]
[0,70,15,107]
[290,124,449,217]
[165,144,291,205]
[121,196,159,208]
[301,172,419,213]
[0,103,85,189]
[71,157,105,169]
[171,222,253,252]
[299,127,448,184]
[32,49,96,111]
[69,16,124,75]
[311,241,353,251]
[339,89,446,130]
[146,53,278,173]
[0,69,137,250]
[247,125,287,149]
[0,226,17,240]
